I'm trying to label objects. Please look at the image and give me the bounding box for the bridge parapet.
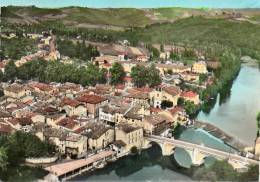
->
[144,135,258,170]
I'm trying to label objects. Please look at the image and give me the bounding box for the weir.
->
[193,120,248,151]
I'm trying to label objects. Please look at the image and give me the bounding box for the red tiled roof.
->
[77,94,107,105]
[44,106,59,113]
[0,62,5,68]
[8,117,32,126]
[115,84,125,90]
[56,117,78,130]
[123,76,132,82]
[61,97,82,107]
[74,126,85,134]
[169,106,183,116]
[103,63,112,67]
[163,86,181,96]
[150,107,161,113]
[0,123,12,134]
[134,87,153,93]
[181,91,198,98]
[31,83,53,92]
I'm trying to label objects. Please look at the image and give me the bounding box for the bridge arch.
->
[145,140,175,156]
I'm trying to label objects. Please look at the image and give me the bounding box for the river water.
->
[197,65,260,146]
[73,65,260,181]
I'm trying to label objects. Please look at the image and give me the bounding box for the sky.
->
[2,0,260,9]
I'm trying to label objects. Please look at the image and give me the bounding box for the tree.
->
[238,165,258,181]
[199,74,208,84]
[0,147,8,171]
[130,65,148,87]
[177,97,185,106]
[0,71,4,82]
[257,112,260,136]
[146,64,161,87]
[184,100,199,116]
[4,60,17,81]
[161,100,173,109]
[160,44,164,52]
[109,62,125,85]
[193,160,237,181]
[170,50,180,60]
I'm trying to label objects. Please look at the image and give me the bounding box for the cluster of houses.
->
[0,31,60,72]
[0,79,200,158]
[0,30,219,160]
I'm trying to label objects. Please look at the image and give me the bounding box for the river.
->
[197,64,260,146]
[72,64,260,181]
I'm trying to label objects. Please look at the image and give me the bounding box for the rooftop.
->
[77,94,107,104]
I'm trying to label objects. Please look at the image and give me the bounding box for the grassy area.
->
[250,15,260,22]
[64,7,151,27]
[151,7,209,20]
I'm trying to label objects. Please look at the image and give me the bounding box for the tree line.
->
[57,38,100,61]
[1,59,161,88]
[0,59,107,86]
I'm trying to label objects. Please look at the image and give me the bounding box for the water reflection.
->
[198,65,260,145]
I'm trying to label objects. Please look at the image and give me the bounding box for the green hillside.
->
[1,6,260,29]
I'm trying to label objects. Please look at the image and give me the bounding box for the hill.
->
[1,6,260,30]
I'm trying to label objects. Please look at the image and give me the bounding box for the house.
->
[160,106,187,125]
[62,135,88,158]
[156,63,191,75]
[46,113,66,127]
[143,114,171,135]
[136,55,148,62]
[123,76,134,88]
[7,117,33,132]
[149,85,181,108]
[99,105,128,126]
[4,84,31,99]
[115,124,143,155]
[180,72,199,82]
[56,117,80,131]
[192,61,208,74]
[123,110,143,128]
[180,91,200,105]
[29,82,56,95]
[77,94,108,118]
[58,83,83,98]
[75,122,114,151]
[94,55,119,68]
[0,110,12,121]
[37,125,87,158]
[0,122,13,135]
[124,92,150,107]
[60,97,87,117]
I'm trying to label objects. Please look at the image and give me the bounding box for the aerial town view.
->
[0,0,260,181]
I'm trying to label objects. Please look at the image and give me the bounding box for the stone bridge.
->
[143,135,258,170]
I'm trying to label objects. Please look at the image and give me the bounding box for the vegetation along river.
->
[72,64,260,181]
